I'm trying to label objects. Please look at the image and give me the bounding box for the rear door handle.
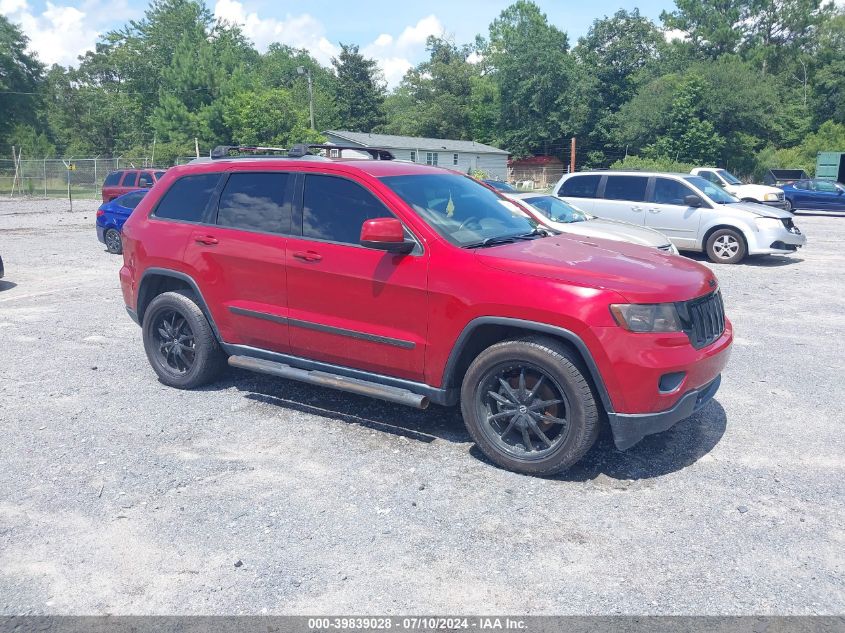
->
[194,235,219,245]
[632,206,643,212]
[649,207,661,213]
[293,250,323,262]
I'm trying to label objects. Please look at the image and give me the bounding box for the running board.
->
[228,355,430,409]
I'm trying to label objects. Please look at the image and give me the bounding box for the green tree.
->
[485,1,586,156]
[811,11,845,125]
[331,44,385,132]
[660,0,749,58]
[223,88,322,146]
[0,16,44,145]
[644,74,725,164]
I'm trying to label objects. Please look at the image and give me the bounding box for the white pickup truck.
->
[690,168,787,209]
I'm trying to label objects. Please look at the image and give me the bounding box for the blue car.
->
[96,189,148,254]
[780,179,845,213]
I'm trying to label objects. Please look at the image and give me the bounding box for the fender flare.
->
[137,268,220,339]
[441,316,615,414]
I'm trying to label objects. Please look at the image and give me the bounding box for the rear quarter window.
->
[559,175,601,198]
[153,173,221,223]
[121,172,138,187]
[104,172,123,187]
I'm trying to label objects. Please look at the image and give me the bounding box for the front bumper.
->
[608,375,722,450]
[747,223,806,255]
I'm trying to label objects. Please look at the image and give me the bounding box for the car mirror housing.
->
[684,195,703,207]
[360,218,414,254]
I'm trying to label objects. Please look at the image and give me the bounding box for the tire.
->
[460,336,600,476]
[104,228,123,254]
[784,198,793,213]
[141,289,226,389]
[705,228,747,264]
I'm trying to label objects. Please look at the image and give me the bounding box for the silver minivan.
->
[553,171,806,264]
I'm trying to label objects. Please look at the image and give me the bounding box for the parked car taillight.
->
[96,209,105,217]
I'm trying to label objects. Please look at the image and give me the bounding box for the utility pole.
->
[298,66,315,130]
[570,137,576,173]
[194,137,200,159]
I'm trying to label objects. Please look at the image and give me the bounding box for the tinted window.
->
[303,175,392,244]
[814,180,837,192]
[138,172,154,187]
[653,178,695,205]
[104,171,122,186]
[155,171,165,180]
[523,196,588,223]
[121,172,138,186]
[699,171,720,184]
[604,176,648,202]
[154,173,220,223]
[118,191,146,209]
[217,172,290,234]
[559,175,600,198]
[793,180,809,190]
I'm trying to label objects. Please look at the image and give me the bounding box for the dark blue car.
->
[780,179,845,213]
[96,189,148,254]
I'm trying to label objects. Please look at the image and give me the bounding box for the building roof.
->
[324,130,509,155]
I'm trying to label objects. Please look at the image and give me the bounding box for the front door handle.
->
[194,235,219,245]
[648,207,661,213]
[631,206,643,212]
[293,250,323,262]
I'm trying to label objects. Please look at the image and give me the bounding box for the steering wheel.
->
[457,216,481,231]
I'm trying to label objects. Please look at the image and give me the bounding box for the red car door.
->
[118,171,138,197]
[182,170,292,354]
[285,172,429,382]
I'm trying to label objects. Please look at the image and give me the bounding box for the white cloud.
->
[1,0,139,67]
[362,14,444,86]
[214,0,339,64]
[214,0,444,87]
[663,28,687,43]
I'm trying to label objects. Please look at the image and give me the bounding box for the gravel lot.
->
[0,198,843,615]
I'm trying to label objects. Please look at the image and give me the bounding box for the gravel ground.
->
[0,198,843,615]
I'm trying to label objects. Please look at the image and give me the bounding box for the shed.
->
[816,152,845,183]
[762,168,809,186]
[508,155,564,189]
[323,130,509,179]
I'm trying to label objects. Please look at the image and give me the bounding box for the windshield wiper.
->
[463,236,520,249]
[515,228,552,239]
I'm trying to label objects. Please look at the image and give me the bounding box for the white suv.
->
[554,171,806,264]
[690,168,786,208]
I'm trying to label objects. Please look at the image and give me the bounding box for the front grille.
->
[781,217,800,233]
[676,290,726,349]
[777,192,784,201]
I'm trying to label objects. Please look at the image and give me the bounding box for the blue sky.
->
[1,0,675,85]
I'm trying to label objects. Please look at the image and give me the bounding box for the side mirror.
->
[360,218,414,254]
[684,194,703,207]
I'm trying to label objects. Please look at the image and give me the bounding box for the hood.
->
[726,183,783,198]
[475,235,717,304]
[551,217,671,249]
[722,201,792,218]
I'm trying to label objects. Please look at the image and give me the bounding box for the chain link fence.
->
[0,157,169,200]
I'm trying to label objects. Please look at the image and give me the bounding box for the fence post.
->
[43,158,47,198]
[93,157,97,200]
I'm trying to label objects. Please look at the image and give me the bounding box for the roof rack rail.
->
[210,145,290,159]
[289,144,395,160]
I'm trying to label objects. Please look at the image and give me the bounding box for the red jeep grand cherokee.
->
[119,144,732,475]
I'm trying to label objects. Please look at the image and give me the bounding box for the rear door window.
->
[138,172,154,188]
[559,175,601,198]
[302,174,392,245]
[652,178,695,205]
[118,191,146,209]
[121,172,138,187]
[216,172,291,234]
[153,173,221,223]
[603,176,648,202]
[104,171,123,187]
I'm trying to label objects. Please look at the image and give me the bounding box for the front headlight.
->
[763,193,780,201]
[610,303,682,333]
[754,217,782,230]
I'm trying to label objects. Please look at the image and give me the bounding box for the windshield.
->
[716,169,742,185]
[381,174,539,247]
[684,175,739,204]
[522,196,589,223]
